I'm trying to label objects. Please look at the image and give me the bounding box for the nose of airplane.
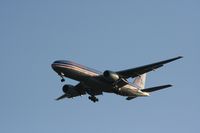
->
[51,60,67,73]
[51,62,58,71]
[51,60,64,71]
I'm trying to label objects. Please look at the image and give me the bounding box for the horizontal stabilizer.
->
[142,84,172,92]
[56,94,68,101]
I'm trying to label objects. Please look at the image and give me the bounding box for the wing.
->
[116,56,183,79]
[56,83,86,100]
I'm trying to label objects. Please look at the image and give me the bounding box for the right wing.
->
[116,56,183,79]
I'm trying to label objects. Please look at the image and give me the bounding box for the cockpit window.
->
[54,60,69,64]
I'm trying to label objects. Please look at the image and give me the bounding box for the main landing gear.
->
[61,78,65,82]
[88,96,99,103]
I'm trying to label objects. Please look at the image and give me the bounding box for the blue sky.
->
[0,0,199,133]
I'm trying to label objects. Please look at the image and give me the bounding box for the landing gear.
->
[59,73,65,82]
[88,96,99,103]
[61,78,65,82]
[112,87,120,94]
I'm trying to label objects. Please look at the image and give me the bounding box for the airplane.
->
[51,56,182,102]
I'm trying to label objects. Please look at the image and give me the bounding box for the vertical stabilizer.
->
[133,73,146,90]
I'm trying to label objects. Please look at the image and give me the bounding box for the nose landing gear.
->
[58,73,65,82]
[88,96,99,103]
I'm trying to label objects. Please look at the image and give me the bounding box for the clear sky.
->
[0,0,199,133]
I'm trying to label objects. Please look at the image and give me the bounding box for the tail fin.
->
[133,73,146,90]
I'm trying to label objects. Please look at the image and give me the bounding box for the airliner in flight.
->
[52,56,182,102]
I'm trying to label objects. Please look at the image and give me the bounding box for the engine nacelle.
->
[62,84,74,93]
[103,70,120,82]
[62,84,80,98]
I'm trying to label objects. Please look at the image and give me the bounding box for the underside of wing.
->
[116,56,183,79]
[56,83,86,100]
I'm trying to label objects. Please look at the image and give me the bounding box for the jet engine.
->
[103,70,120,82]
[62,84,74,93]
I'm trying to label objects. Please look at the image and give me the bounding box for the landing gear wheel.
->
[88,96,99,103]
[58,73,65,82]
[61,78,65,82]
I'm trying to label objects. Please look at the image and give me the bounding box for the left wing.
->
[56,83,86,100]
[116,56,183,79]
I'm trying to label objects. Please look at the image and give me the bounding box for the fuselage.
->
[51,60,149,97]
[52,60,100,80]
